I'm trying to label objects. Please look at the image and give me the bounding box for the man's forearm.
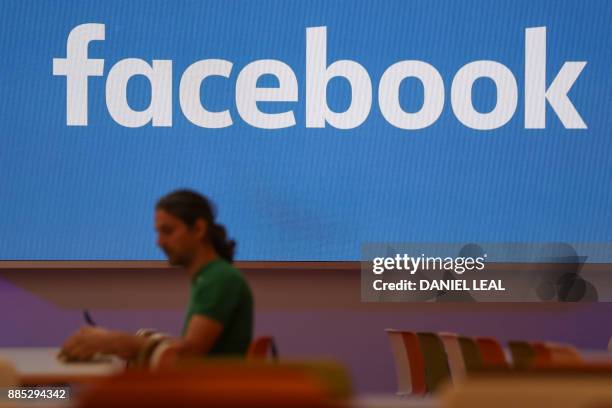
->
[106,331,205,364]
[108,332,148,360]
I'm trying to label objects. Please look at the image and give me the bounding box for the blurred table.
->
[0,347,124,385]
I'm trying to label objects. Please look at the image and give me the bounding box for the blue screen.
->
[0,0,610,260]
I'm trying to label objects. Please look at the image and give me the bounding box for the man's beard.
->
[164,249,191,268]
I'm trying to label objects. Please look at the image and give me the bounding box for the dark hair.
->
[156,190,236,263]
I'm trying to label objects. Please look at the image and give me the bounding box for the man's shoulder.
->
[195,259,246,286]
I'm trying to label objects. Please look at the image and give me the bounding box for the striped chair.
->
[386,329,427,395]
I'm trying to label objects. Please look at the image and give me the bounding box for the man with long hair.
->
[60,190,253,363]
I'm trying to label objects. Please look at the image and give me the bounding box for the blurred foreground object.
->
[77,359,350,408]
[441,368,612,408]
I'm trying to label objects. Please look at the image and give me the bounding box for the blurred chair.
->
[385,329,427,395]
[546,343,582,365]
[532,342,554,366]
[533,342,582,367]
[417,332,451,392]
[509,340,536,369]
[247,336,279,361]
[439,332,466,382]
[402,331,428,394]
[509,341,582,369]
[458,336,483,373]
[386,329,413,395]
[475,337,508,368]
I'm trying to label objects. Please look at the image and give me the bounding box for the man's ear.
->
[193,218,208,241]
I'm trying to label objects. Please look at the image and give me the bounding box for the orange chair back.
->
[548,344,582,364]
[403,331,428,394]
[532,342,554,366]
[476,337,508,368]
[247,336,279,361]
[533,342,583,367]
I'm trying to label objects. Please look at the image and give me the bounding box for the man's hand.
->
[59,327,115,361]
[59,314,222,364]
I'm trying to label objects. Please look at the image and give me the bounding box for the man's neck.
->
[186,247,220,280]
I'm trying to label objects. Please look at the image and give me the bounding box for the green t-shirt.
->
[182,258,253,356]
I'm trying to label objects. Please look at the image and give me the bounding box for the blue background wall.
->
[1,0,610,260]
